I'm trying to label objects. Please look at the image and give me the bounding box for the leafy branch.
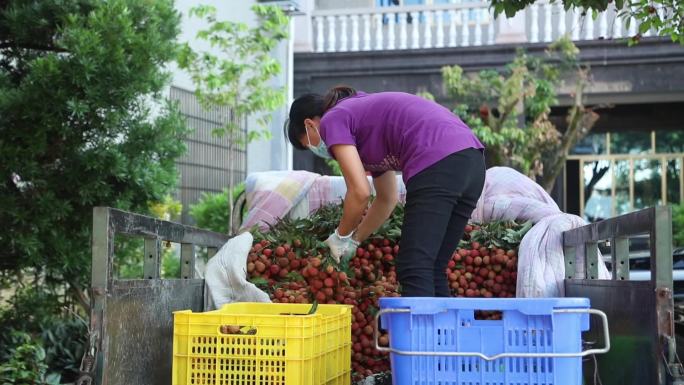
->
[490,0,683,45]
[177,4,289,234]
[441,38,599,192]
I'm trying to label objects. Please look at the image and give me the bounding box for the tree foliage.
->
[491,0,683,44]
[0,0,187,310]
[0,285,88,383]
[0,331,61,385]
[674,203,684,247]
[177,4,289,233]
[441,38,597,192]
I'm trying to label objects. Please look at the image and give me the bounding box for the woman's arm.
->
[352,171,398,243]
[332,145,371,236]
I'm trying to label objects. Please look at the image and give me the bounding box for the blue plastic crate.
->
[377,297,605,385]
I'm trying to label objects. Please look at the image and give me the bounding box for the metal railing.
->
[170,86,246,224]
[311,1,650,53]
[79,207,230,385]
[563,206,684,385]
[570,153,684,220]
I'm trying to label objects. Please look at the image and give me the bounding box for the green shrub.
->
[674,204,684,247]
[0,332,60,385]
[190,184,245,233]
[0,287,87,383]
[40,318,87,383]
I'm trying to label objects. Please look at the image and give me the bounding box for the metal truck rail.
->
[80,205,684,384]
[77,207,230,385]
[564,205,684,385]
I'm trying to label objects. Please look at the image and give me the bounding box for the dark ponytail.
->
[323,85,357,112]
[284,85,357,150]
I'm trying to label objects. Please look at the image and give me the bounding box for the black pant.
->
[397,148,486,297]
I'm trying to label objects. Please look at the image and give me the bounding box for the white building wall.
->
[294,0,315,52]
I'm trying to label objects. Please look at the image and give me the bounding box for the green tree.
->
[177,4,289,234]
[0,0,187,315]
[492,0,683,44]
[441,38,597,192]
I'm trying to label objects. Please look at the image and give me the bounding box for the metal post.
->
[653,206,677,382]
[181,244,196,280]
[653,206,673,290]
[564,245,576,279]
[89,207,113,385]
[586,241,599,280]
[612,237,629,280]
[143,238,161,279]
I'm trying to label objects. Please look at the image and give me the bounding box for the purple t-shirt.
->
[320,91,484,183]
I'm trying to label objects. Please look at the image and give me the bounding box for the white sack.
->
[204,232,270,309]
[471,167,610,297]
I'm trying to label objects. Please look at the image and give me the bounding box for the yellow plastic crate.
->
[173,303,352,385]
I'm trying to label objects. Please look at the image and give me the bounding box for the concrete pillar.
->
[495,11,528,44]
[294,0,315,52]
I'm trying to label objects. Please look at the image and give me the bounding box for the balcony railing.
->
[311,1,649,52]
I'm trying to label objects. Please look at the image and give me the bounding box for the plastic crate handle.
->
[374,308,610,360]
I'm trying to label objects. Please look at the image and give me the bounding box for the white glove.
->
[324,229,360,264]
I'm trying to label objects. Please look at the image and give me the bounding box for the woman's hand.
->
[353,171,398,243]
[324,229,360,263]
[330,144,371,236]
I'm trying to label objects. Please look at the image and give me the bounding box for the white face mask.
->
[306,125,331,159]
